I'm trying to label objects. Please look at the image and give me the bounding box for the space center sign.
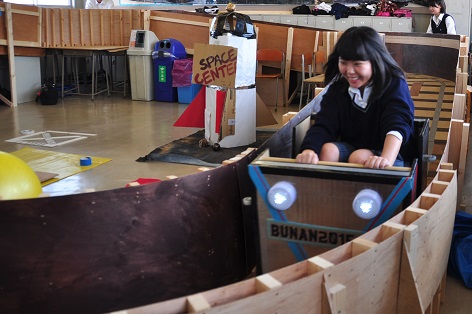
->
[192,43,237,88]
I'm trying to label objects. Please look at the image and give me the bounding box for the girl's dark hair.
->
[428,0,446,13]
[323,26,405,104]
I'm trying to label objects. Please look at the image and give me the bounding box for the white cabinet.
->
[297,15,315,27]
[315,16,335,29]
[249,15,262,22]
[352,16,373,28]
[391,18,412,32]
[263,15,281,23]
[372,17,391,32]
[255,14,412,33]
[280,15,298,25]
[334,17,353,31]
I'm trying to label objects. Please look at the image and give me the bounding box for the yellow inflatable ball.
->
[0,151,42,200]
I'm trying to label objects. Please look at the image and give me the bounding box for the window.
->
[4,0,72,6]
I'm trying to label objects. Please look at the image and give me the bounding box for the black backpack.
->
[36,84,58,105]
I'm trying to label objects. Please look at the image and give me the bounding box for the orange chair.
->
[255,49,286,111]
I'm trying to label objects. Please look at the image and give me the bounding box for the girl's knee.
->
[348,149,373,164]
[320,143,340,162]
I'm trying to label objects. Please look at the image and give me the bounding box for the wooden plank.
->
[37,7,41,47]
[255,274,282,292]
[351,237,377,256]
[322,230,403,313]
[448,119,463,170]
[410,81,423,96]
[143,10,150,31]
[325,283,346,314]
[60,9,64,46]
[100,10,104,46]
[51,9,56,46]
[89,9,93,46]
[307,256,334,274]
[119,10,123,46]
[79,9,84,46]
[458,123,470,203]
[452,94,466,120]
[379,221,405,240]
[186,294,211,312]
[398,170,457,312]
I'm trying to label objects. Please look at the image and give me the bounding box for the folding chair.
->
[297,53,314,110]
[256,49,286,112]
[299,50,326,111]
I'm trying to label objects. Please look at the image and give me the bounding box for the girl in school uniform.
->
[297,26,415,169]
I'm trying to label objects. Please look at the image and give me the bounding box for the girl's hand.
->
[296,149,319,164]
[364,155,391,169]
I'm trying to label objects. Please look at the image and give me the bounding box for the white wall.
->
[447,0,471,37]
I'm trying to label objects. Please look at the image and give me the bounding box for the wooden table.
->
[59,46,128,100]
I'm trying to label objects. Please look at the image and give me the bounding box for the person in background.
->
[85,0,115,9]
[426,0,456,34]
[296,26,415,169]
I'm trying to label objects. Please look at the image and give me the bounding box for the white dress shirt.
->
[85,0,115,9]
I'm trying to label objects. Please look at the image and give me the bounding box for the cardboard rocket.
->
[174,10,260,148]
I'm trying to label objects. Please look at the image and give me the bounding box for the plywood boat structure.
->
[0,5,470,313]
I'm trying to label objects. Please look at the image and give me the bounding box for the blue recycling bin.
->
[152,38,187,102]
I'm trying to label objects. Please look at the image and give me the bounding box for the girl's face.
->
[429,4,441,16]
[338,58,372,90]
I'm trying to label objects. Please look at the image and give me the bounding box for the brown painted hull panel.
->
[0,163,256,313]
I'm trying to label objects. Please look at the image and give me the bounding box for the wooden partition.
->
[41,8,143,48]
[118,167,457,314]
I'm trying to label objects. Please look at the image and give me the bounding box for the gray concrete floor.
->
[0,94,471,312]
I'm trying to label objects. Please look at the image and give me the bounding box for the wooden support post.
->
[4,3,16,107]
[38,7,42,47]
[45,9,50,47]
[60,9,64,46]
[109,10,113,46]
[448,119,463,170]
[452,94,465,120]
[324,283,347,314]
[79,9,84,46]
[404,224,419,271]
[51,9,56,46]
[68,9,73,46]
[89,9,94,45]
[119,10,123,46]
[143,9,150,31]
[458,123,470,204]
[100,10,104,46]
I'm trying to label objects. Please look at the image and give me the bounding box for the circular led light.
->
[352,189,382,219]
[267,181,297,211]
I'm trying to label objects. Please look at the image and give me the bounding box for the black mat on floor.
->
[136,129,276,167]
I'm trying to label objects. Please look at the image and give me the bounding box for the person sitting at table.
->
[85,0,115,9]
[426,0,456,34]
